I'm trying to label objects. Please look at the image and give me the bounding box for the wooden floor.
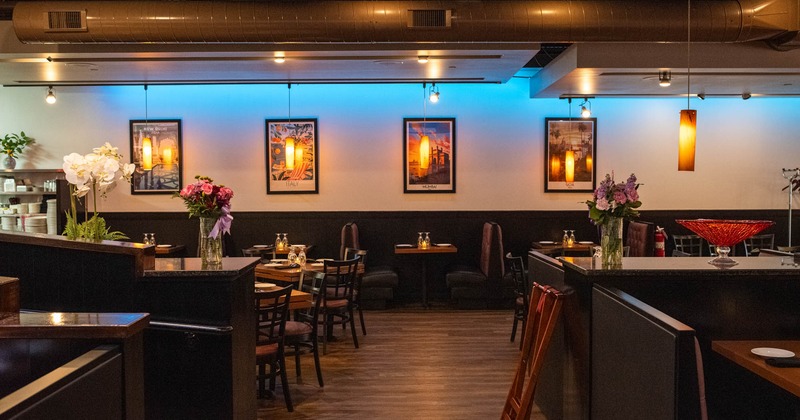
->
[258,307,543,419]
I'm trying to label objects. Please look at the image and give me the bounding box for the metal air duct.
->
[11,1,799,45]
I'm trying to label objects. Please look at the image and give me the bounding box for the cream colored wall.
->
[0,79,798,212]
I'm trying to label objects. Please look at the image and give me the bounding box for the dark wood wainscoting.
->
[103,209,790,303]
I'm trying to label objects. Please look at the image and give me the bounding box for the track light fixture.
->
[429,83,440,103]
[658,71,672,87]
[742,93,752,100]
[45,86,56,104]
[580,98,592,118]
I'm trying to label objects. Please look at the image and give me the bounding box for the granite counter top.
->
[560,255,800,277]
[143,257,260,277]
[0,312,149,339]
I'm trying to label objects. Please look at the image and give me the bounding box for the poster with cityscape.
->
[544,117,597,192]
[403,118,456,193]
[129,119,182,194]
[266,119,319,194]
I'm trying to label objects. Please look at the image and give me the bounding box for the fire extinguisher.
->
[655,226,666,257]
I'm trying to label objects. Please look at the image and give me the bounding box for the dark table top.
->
[143,257,260,277]
[558,255,800,276]
[0,312,150,339]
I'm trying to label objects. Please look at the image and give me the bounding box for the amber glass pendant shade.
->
[678,109,696,171]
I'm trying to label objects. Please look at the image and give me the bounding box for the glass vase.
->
[199,216,223,265]
[600,216,624,268]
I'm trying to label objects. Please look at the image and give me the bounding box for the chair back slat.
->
[255,285,293,347]
[294,270,327,327]
[501,283,564,420]
[673,234,704,257]
[324,257,360,302]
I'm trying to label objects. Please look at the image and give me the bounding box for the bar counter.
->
[529,251,800,420]
[0,229,259,420]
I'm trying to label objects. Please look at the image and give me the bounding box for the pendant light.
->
[45,86,56,104]
[565,98,575,185]
[142,85,153,171]
[419,83,430,171]
[678,0,696,171]
[285,84,296,170]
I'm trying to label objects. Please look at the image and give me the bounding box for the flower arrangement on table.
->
[62,142,135,241]
[585,173,641,267]
[174,175,234,264]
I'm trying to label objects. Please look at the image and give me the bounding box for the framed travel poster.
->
[544,117,597,192]
[266,119,319,194]
[403,117,456,193]
[129,119,182,194]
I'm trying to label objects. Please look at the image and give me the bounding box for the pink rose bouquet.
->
[175,175,234,237]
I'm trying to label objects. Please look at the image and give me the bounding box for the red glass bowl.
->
[675,219,775,247]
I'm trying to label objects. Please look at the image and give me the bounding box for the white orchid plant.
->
[62,142,135,241]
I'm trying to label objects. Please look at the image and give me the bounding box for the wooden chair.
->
[505,253,529,348]
[743,233,775,256]
[673,234,704,256]
[255,285,294,411]
[285,270,326,387]
[321,256,361,354]
[501,283,564,420]
[242,245,276,263]
[344,247,369,336]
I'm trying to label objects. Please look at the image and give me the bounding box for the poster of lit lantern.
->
[265,119,319,194]
[544,117,596,192]
[403,117,456,193]
[130,119,182,194]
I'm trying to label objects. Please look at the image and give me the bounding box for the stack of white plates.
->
[25,216,47,234]
[1,215,15,231]
[46,199,57,234]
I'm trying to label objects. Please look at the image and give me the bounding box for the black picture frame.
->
[544,117,597,192]
[129,119,182,194]
[265,118,319,194]
[403,117,456,193]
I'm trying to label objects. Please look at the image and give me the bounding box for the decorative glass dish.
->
[675,219,775,267]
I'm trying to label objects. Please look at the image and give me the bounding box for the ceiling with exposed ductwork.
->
[1,0,800,97]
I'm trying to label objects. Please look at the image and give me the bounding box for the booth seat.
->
[445,222,514,309]
[340,222,399,309]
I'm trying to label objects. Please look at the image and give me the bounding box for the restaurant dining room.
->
[2,0,800,419]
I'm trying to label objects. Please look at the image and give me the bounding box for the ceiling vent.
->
[408,9,451,28]
[46,10,87,32]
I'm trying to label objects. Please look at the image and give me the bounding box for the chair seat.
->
[256,343,278,358]
[285,320,313,337]
[515,296,524,307]
[445,267,487,288]
[362,270,399,288]
[326,288,350,299]
[324,298,349,309]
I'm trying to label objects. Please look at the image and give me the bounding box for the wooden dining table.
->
[256,283,312,310]
[712,340,800,398]
[254,260,363,286]
[394,243,458,307]
[531,241,596,257]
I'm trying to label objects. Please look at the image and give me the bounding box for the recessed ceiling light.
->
[418,56,429,64]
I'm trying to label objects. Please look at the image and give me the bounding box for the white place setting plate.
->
[310,262,325,267]
[436,243,452,247]
[270,259,289,263]
[157,244,172,248]
[579,241,594,245]
[539,241,555,245]
[263,263,284,267]
[253,245,270,248]
[751,347,795,358]
[255,282,276,289]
